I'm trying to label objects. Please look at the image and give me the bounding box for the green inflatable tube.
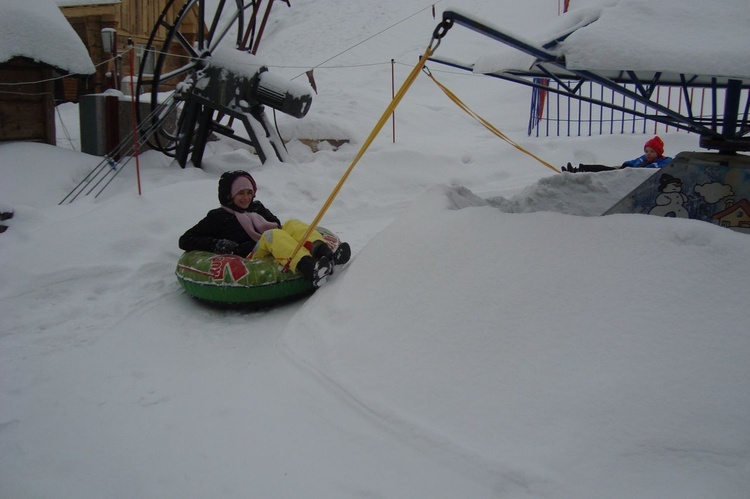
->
[176,227,340,306]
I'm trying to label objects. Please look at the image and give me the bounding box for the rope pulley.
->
[429,17,453,52]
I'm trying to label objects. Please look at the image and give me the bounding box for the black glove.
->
[213,239,239,254]
[236,241,255,257]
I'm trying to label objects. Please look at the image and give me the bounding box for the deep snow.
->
[1,1,749,498]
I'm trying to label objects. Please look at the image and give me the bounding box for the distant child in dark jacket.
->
[561,136,672,173]
[179,170,350,288]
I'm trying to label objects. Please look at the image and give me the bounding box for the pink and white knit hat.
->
[230,175,257,198]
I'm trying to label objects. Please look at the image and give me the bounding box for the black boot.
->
[311,240,333,260]
[297,256,315,280]
[313,257,333,287]
[296,255,333,288]
[561,162,577,173]
[332,242,351,265]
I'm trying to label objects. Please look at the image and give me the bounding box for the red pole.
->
[251,0,274,55]
[128,39,142,195]
[666,87,672,133]
[391,58,396,143]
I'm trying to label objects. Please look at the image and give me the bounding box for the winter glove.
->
[236,241,255,257]
[213,238,239,254]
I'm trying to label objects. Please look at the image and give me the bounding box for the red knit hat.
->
[644,136,664,156]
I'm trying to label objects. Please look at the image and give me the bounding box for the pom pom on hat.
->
[644,136,664,156]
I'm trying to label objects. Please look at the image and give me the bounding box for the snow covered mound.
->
[282,185,750,498]
[2,0,748,497]
[490,167,655,215]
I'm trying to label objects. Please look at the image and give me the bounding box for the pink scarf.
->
[223,207,279,241]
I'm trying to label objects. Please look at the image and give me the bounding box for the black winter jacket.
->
[178,200,281,255]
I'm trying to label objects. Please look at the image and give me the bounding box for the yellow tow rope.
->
[284,43,436,270]
[285,22,559,270]
[423,67,560,174]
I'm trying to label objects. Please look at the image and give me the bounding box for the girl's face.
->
[644,146,658,162]
[232,188,255,209]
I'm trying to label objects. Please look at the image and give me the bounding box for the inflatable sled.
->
[176,227,341,306]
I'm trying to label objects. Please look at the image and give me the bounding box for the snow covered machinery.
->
[135,0,310,168]
[171,60,312,167]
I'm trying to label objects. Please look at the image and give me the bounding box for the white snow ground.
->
[1,1,749,497]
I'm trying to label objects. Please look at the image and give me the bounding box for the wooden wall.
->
[60,0,198,95]
[0,58,56,145]
[119,0,194,47]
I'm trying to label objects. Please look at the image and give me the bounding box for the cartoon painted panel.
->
[604,152,750,234]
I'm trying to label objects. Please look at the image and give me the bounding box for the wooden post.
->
[128,40,142,195]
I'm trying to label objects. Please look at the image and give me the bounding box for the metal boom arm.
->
[429,10,750,153]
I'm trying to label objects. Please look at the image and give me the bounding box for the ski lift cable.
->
[291,1,444,81]
[59,94,179,204]
[60,97,173,204]
[91,97,180,199]
[0,49,133,87]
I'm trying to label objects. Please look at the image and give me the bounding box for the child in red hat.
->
[562,136,673,173]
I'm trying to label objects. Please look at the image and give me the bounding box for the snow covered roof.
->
[469,0,750,82]
[0,0,96,75]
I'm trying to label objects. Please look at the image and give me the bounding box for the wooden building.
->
[0,59,60,145]
[0,0,95,145]
[57,0,199,98]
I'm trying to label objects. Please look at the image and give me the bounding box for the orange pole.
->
[391,58,396,143]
